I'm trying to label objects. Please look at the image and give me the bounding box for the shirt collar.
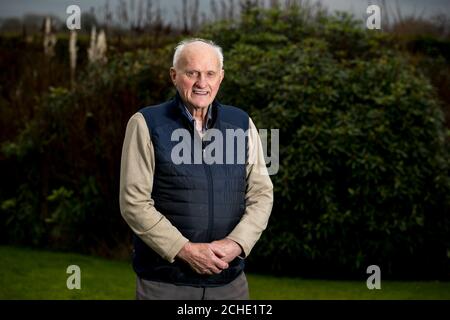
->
[182,103,213,133]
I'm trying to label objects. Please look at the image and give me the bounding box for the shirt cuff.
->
[165,235,189,263]
[226,236,249,259]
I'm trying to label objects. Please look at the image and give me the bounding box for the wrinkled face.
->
[170,42,224,110]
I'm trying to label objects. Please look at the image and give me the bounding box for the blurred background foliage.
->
[0,1,449,279]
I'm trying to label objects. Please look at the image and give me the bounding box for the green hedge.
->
[1,47,175,254]
[202,8,450,278]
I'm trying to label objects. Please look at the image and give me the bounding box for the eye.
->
[207,71,216,78]
[186,71,195,77]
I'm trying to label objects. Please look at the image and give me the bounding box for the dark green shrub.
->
[1,48,174,255]
[202,7,450,278]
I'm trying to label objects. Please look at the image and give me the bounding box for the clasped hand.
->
[176,239,242,275]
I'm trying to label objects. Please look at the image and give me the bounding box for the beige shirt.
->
[119,111,273,263]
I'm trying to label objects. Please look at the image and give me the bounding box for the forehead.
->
[178,42,221,70]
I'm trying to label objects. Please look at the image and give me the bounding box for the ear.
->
[219,69,225,83]
[169,67,177,85]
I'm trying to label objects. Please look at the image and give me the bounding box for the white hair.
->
[173,38,224,70]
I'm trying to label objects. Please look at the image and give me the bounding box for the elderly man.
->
[119,38,273,300]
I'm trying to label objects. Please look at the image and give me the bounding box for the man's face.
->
[170,42,224,110]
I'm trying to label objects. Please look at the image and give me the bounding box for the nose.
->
[195,74,207,88]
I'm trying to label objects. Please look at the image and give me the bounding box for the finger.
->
[209,266,222,274]
[204,267,215,275]
[212,255,229,270]
[210,245,226,258]
[195,266,211,275]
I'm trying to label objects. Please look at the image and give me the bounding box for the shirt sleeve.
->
[226,117,274,257]
[119,112,189,263]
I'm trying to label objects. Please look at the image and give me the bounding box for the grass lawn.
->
[0,245,449,300]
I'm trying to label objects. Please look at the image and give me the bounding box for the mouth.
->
[192,89,209,96]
